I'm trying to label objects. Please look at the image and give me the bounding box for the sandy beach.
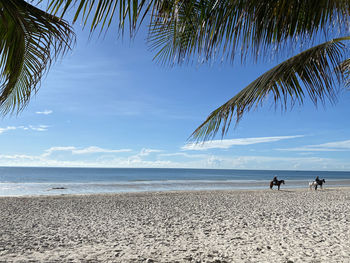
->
[1,188,350,263]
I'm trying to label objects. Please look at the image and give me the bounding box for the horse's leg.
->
[278,184,280,190]
[315,184,318,190]
[270,182,273,189]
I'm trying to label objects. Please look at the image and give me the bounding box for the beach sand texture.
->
[1,188,350,262]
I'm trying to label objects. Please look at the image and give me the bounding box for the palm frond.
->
[148,0,350,65]
[47,0,350,64]
[190,37,350,141]
[339,58,350,87]
[46,0,153,35]
[0,0,74,114]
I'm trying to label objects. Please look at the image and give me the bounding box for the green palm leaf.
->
[46,0,151,34]
[0,0,74,114]
[47,0,350,63]
[339,58,350,87]
[148,0,350,64]
[190,37,350,141]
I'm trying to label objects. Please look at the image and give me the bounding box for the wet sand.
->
[1,188,350,262]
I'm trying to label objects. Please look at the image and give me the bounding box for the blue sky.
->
[1,17,350,170]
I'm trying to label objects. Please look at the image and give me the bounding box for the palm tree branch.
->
[147,0,350,65]
[0,0,75,114]
[46,0,350,64]
[190,37,350,141]
[46,0,154,34]
[339,58,350,87]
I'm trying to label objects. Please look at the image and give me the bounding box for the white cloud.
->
[0,125,49,134]
[72,146,132,154]
[0,151,348,171]
[29,125,49,131]
[138,148,162,156]
[159,152,208,159]
[279,139,350,152]
[0,144,350,170]
[43,146,132,156]
[0,126,17,134]
[126,148,163,164]
[182,135,304,151]
[43,146,76,156]
[36,110,53,115]
[0,154,40,160]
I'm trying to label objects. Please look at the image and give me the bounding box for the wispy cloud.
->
[29,125,49,131]
[127,148,163,164]
[0,125,49,134]
[36,110,53,115]
[138,148,162,156]
[279,139,350,152]
[43,146,76,156]
[159,152,208,159]
[43,146,132,156]
[182,135,304,151]
[0,151,349,171]
[0,154,40,160]
[73,146,132,154]
[0,126,17,134]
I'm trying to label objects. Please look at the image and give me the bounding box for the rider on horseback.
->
[272,176,278,185]
[315,176,321,184]
[315,176,326,189]
[270,176,285,190]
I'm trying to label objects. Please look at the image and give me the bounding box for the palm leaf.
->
[148,0,350,65]
[190,37,350,141]
[339,58,350,87]
[47,0,350,64]
[0,0,74,114]
[46,0,152,35]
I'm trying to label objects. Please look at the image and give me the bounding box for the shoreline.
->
[2,180,350,197]
[1,185,350,198]
[1,188,350,262]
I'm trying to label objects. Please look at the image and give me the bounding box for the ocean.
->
[1,167,350,196]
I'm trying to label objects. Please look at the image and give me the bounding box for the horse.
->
[309,179,325,190]
[270,180,285,190]
[309,181,317,190]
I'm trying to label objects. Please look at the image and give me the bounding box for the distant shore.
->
[1,188,350,262]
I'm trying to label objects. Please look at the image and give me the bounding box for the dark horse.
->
[270,180,285,190]
[315,179,326,190]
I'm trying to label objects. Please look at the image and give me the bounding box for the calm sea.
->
[1,167,350,196]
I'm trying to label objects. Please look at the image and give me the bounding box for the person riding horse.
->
[270,176,285,190]
[314,176,325,190]
[272,176,278,184]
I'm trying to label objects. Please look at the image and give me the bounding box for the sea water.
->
[1,167,350,196]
